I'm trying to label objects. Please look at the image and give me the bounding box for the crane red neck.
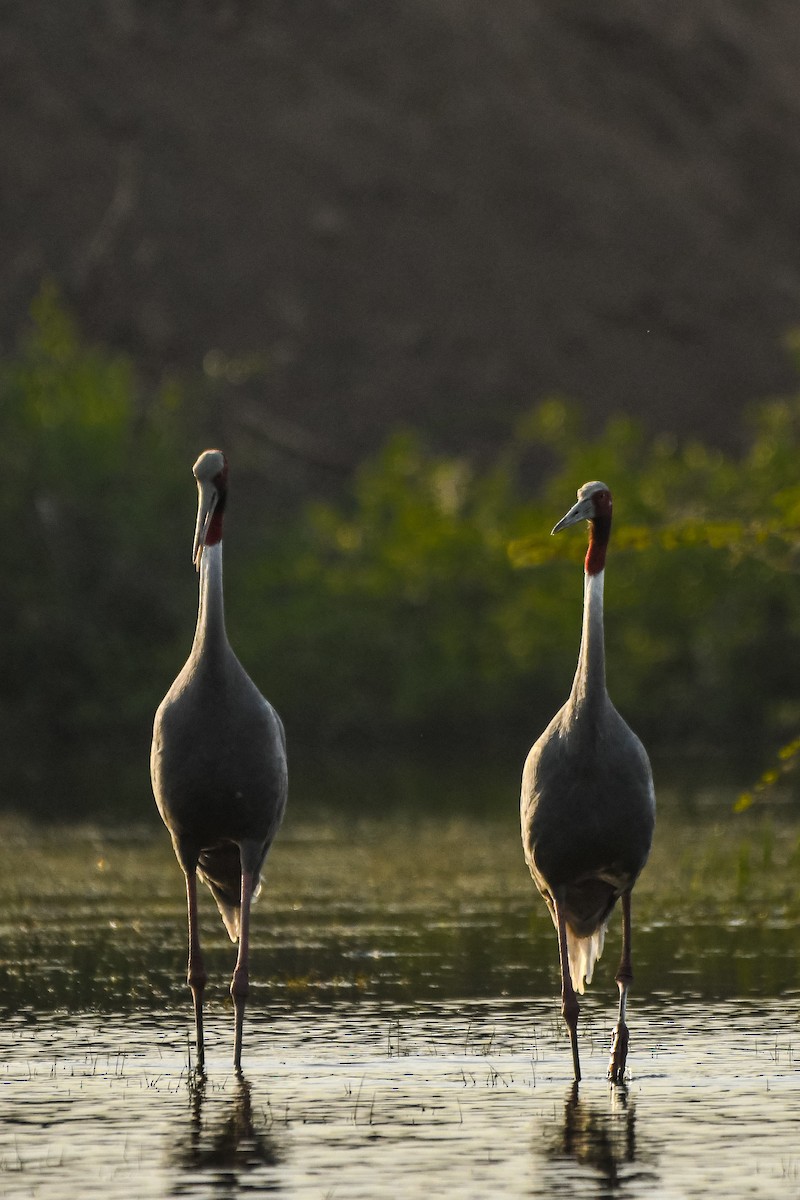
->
[585,494,612,575]
[205,464,229,548]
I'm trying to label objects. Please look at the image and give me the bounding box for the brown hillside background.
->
[3,1,800,470]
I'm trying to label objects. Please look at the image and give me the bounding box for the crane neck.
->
[191,541,228,660]
[569,568,607,714]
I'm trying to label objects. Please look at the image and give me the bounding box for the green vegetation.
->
[2,289,800,816]
[0,804,798,1010]
[0,284,196,813]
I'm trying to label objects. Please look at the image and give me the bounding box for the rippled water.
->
[1,788,799,1198]
[2,999,800,1199]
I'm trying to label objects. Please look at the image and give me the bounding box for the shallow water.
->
[0,795,799,1197]
[2,999,800,1199]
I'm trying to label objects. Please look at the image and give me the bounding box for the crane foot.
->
[562,994,581,1082]
[569,1028,582,1083]
[231,970,249,1073]
[607,1020,629,1083]
[189,981,206,1074]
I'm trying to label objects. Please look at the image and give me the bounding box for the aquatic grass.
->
[0,796,799,1014]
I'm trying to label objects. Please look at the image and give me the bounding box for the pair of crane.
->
[151,454,654,1082]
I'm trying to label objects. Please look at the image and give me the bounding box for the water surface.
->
[2,999,799,1198]
[1,787,799,1198]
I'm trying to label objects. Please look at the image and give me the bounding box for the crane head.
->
[552,481,612,575]
[551,481,612,535]
[192,449,229,568]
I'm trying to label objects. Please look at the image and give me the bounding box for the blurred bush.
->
[0,284,195,811]
[243,398,800,770]
[2,290,800,815]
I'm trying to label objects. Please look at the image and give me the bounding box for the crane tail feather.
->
[197,868,263,943]
[566,923,606,995]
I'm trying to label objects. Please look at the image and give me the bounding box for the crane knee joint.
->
[188,968,208,991]
[230,971,249,1001]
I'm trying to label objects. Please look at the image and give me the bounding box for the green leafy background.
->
[4,287,800,816]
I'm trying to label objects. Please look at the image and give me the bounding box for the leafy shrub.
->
[3,289,800,814]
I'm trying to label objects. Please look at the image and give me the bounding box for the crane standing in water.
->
[151,450,287,1073]
[521,482,655,1083]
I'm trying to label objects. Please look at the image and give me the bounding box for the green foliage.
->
[235,430,552,740]
[241,395,800,770]
[3,289,800,815]
[735,735,800,812]
[0,283,195,810]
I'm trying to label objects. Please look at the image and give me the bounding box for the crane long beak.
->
[192,482,218,568]
[551,497,595,535]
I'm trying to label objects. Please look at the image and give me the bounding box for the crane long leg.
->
[185,868,208,1074]
[231,864,255,1073]
[553,895,581,1083]
[608,890,633,1083]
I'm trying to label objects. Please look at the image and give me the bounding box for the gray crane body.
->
[152,541,287,940]
[522,689,654,941]
[522,570,655,986]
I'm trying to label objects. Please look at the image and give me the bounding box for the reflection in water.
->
[536,1084,658,1198]
[169,1074,283,1196]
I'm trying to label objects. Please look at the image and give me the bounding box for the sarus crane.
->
[520,481,655,1083]
[151,449,288,1073]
